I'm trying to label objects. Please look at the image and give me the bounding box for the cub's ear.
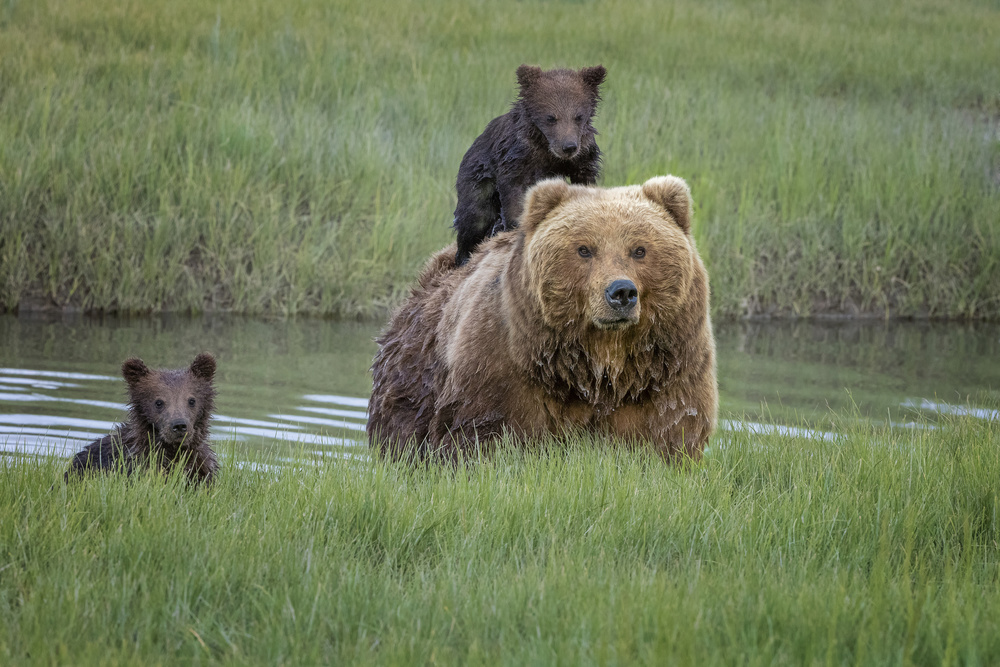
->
[641,175,692,234]
[580,65,607,90]
[121,358,150,385]
[516,64,542,90]
[520,178,571,232]
[189,353,217,382]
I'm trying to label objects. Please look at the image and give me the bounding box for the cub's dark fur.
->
[452,64,606,265]
[65,353,219,484]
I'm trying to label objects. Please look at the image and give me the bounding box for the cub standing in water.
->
[452,64,606,265]
[65,353,219,484]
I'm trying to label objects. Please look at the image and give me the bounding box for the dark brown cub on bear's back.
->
[452,63,606,266]
[65,353,219,484]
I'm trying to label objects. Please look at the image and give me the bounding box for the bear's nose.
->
[605,279,638,312]
[561,141,578,156]
[170,419,188,435]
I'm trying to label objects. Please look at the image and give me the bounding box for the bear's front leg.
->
[601,401,710,461]
[454,177,502,265]
[567,146,601,186]
[496,179,531,234]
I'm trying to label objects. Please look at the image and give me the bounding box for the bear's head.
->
[518,176,700,336]
[516,64,606,161]
[122,353,217,448]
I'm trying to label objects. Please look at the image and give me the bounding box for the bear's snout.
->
[593,278,640,329]
[605,279,638,312]
[560,140,578,157]
[170,419,188,435]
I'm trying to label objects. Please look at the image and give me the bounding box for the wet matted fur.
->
[371,176,717,462]
[452,64,606,266]
[66,353,219,483]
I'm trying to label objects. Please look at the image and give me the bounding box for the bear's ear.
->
[121,358,150,385]
[520,178,571,232]
[580,65,607,91]
[189,353,216,382]
[641,175,692,234]
[516,64,543,90]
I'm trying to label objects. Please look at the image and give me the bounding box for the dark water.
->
[1,314,997,462]
[715,320,999,431]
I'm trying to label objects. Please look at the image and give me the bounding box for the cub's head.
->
[519,176,702,335]
[122,353,217,447]
[516,64,606,161]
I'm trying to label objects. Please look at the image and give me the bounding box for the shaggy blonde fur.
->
[369,176,717,461]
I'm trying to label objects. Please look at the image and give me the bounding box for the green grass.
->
[1,0,998,318]
[2,409,999,664]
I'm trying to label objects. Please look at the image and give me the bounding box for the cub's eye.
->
[546,115,557,124]
[578,246,592,258]
[154,399,165,410]
[188,398,196,407]
[632,247,646,259]
[575,114,584,122]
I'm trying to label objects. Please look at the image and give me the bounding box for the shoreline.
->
[6,300,1000,324]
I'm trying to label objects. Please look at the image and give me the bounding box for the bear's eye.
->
[578,246,592,258]
[545,115,557,125]
[633,247,646,259]
[575,114,584,123]
[154,399,165,410]
[188,398,196,407]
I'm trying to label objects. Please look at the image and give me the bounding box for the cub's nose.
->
[605,279,638,312]
[561,140,578,156]
[170,419,188,435]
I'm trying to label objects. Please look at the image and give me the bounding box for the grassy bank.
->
[1,409,999,664]
[1,0,998,318]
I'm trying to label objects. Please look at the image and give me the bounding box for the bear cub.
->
[452,63,606,265]
[66,353,220,484]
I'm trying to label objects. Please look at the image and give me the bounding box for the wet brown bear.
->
[369,175,717,461]
[66,353,219,483]
[452,64,606,266]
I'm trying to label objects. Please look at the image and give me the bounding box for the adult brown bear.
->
[370,176,717,461]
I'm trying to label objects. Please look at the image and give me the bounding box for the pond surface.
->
[1,314,997,463]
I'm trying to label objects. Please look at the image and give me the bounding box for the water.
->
[717,320,1000,427]
[1,314,997,463]
[0,314,378,463]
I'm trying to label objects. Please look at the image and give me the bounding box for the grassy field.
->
[1,0,998,318]
[1,409,998,665]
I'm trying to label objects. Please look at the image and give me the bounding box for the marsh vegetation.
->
[1,0,997,318]
[2,410,999,664]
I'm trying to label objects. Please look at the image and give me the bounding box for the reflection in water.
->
[0,314,997,462]
[303,394,371,408]
[718,419,841,442]
[900,399,999,422]
[717,319,1000,427]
